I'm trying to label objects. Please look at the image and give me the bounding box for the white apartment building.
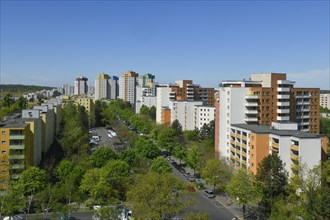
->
[169,100,203,131]
[63,84,75,96]
[95,74,111,100]
[320,94,330,109]
[156,86,176,124]
[194,105,215,130]
[230,122,327,176]
[74,77,88,95]
[119,71,138,105]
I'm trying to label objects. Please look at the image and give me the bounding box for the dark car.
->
[204,190,216,198]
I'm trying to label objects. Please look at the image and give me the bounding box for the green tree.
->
[80,168,114,205]
[134,137,160,159]
[227,169,260,217]
[0,184,25,218]
[184,129,200,141]
[256,154,288,215]
[119,148,136,167]
[54,160,76,182]
[173,144,187,165]
[89,147,118,168]
[184,212,209,220]
[186,146,202,174]
[171,119,183,135]
[17,166,48,214]
[127,172,190,220]
[149,106,156,121]
[202,159,232,191]
[157,128,176,153]
[150,156,172,174]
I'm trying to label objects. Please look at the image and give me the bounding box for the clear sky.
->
[1,1,329,89]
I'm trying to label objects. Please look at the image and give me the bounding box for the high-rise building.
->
[119,71,139,105]
[215,73,322,166]
[110,76,119,100]
[194,105,216,130]
[74,77,88,95]
[95,74,111,100]
[63,84,75,96]
[320,94,330,110]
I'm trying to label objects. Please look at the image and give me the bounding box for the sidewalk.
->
[168,156,244,220]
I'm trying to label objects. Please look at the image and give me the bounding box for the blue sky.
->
[1,1,329,89]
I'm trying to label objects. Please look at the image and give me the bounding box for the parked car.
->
[204,190,215,198]
[187,175,195,182]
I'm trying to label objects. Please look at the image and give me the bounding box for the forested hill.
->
[0,84,55,96]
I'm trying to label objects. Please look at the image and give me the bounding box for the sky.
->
[0,0,329,89]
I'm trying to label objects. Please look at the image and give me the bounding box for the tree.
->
[119,148,136,167]
[134,137,160,159]
[0,184,25,218]
[127,172,190,220]
[173,144,187,165]
[80,168,114,205]
[171,119,183,135]
[101,160,130,198]
[149,106,156,121]
[157,128,176,153]
[256,154,288,215]
[227,169,260,217]
[184,129,199,141]
[202,159,232,191]
[54,160,75,182]
[184,212,209,220]
[186,146,202,174]
[150,156,172,174]
[17,166,47,214]
[89,147,118,168]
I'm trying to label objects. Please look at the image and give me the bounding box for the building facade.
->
[320,93,330,110]
[194,105,215,130]
[95,74,111,100]
[119,71,139,105]
[74,77,88,95]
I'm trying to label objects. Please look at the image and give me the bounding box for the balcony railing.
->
[9,145,25,150]
[10,164,25,169]
[9,155,25,160]
[290,145,299,152]
[9,135,25,140]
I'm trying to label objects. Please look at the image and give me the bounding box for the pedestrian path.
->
[168,155,244,220]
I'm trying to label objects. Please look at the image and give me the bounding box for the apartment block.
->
[0,112,44,189]
[229,122,327,176]
[169,100,203,131]
[74,97,95,126]
[156,80,215,128]
[46,98,62,135]
[33,105,55,154]
[135,74,158,114]
[320,93,330,110]
[110,76,119,100]
[194,105,215,130]
[63,84,75,96]
[119,71,139,106]
[215,73,321,162]
[95,73,111,100]
[74,76,88,95]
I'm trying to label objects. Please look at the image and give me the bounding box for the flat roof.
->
[231,123,322,139]
[0,113,35,128]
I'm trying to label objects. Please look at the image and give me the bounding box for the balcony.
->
[241,160,247,166]
[230,148,236,154]
[245,109,258,114]
[291,164,299,171]
[235,141,241,146]
[10,164,25,169]
[241,143,247,150]
[277,95,290,99]
[272,142,279,149]
[277,116,290,121]
[9,155,25,160]
[245,95,258,100]
[277,109,290,114]
[277,102,290,106]
[242,136,247,141]
[290,154,299,161]
[9,145,25,150]
[230,140,236,145]
[245,102,258,107]
[241,151,247,157]
[11,174,20,179]
[277,87,290,92]
[9,135,25,140]
[230,155,236,161]
[245,117,258,122]
[277,80,294,85]
[290,145,299,151]
[230,132,236,137]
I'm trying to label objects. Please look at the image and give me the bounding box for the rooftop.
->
[232,123,322,139]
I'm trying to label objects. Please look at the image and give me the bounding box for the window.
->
[1,151,6,154]
[1,131,6,135]
[1,141,6,145]
[1,161,6,165]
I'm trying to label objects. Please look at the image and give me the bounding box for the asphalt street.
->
[171,163,236,220]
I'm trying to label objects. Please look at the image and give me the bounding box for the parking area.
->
[88,127,126,153]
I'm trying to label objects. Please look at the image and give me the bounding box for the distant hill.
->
[0,84,55,97]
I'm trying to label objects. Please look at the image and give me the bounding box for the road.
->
[171,163,236,220]
[91,127,125,152]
